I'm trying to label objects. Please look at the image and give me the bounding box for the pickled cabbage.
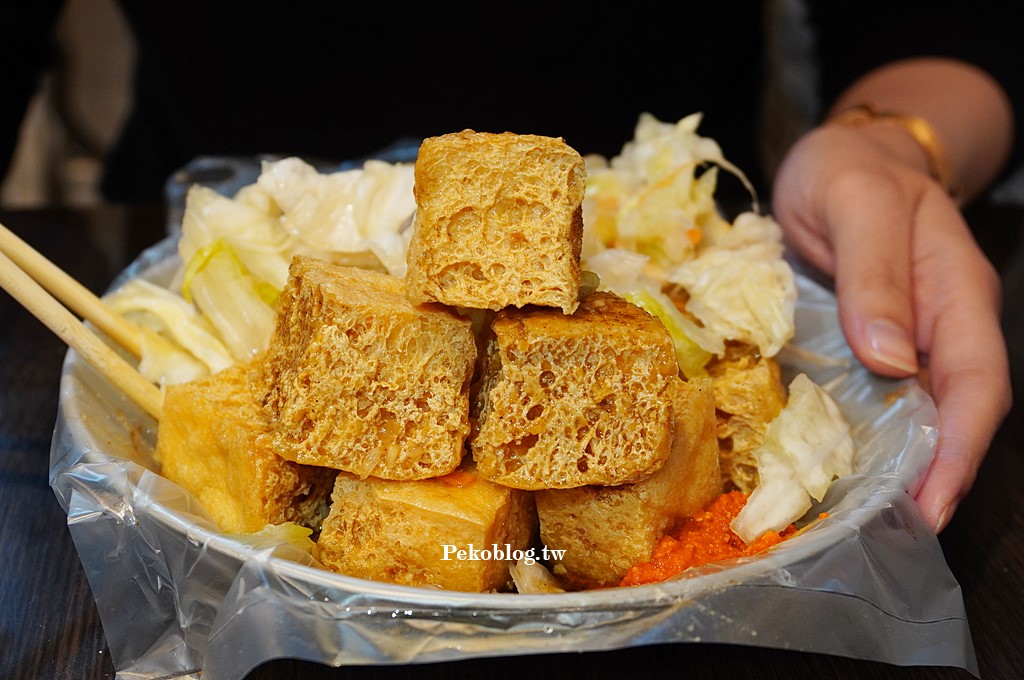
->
[104,278,234,380]
[181,240,277,362]
[667,213,796,358]
[108,156,418,385]
[584,248,721,377]
[256,156,415,275]
[730,373,855,544]
[581,112,753,270]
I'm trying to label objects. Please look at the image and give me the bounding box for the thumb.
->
[823,172,919,377]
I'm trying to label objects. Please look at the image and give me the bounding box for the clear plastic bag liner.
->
[49,236,977,680]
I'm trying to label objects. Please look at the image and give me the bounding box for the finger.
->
[910,198,1010,531]
[913,310,1008,532]
[822,169,919,377]
[915,353,1009,532]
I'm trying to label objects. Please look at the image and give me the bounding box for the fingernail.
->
[932,499,958,533]
[866,319,918,374]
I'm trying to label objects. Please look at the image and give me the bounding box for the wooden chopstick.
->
[0,246,162,421]
[0,222,142,357]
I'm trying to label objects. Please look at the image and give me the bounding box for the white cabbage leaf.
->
[134,330,212,386]
[179,184,294,292]
[611,112,756,204]
[181,241,277,362]
[584,248,721,377]
[255,156,415,276]
[583,246,651,293]
[232,522,318,564]
[582,112,753,270]
[666,212,796,358]
[510,559,566,594]
[731,373,855,544]
[624,288,717,379]
[104,278,234,383]
[703,206,787,250]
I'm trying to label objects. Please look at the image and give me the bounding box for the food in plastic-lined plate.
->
[47,115,977,677]
[49,235,976,679]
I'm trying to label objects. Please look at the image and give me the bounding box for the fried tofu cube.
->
[708,343,787,492]
[316,464,537,592]
[534,377,722,588]
[405,130,587,314]
[472,291,679,489]
[156,357,336,534]
[256,256,477,480]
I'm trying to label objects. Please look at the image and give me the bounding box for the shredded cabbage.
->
[179,184,294,292]
[255,156,415,275]
[584,248,721,377]
[118,156,419,384]
[181,240,278,362]
[104,278,234,380]
[582,112,753,270]
[232,522,318,561]
[583,114,795,359]
[730,373,856,544]
[667,213,797,358]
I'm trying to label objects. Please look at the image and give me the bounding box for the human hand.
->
[771,122,1012,532]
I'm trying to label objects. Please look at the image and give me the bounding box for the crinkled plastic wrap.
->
[49,236,977,680]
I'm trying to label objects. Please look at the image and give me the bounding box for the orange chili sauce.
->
[620,490,798,587]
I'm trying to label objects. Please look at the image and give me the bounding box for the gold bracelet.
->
[828,103,962,201]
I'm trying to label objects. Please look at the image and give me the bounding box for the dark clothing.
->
[109,2,768,200]
[3,2,1022,203]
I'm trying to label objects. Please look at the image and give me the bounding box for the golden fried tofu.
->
[708,343,787,492]
[317,463,537,592]
[156,357,336,534]
[255,256,477,480]
[472,291,679,490]
[405,130,587,314]
[535,377,722,588]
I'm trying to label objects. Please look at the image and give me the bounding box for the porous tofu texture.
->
[708,343,787,492]
[317,465,537,592]
[535,377,723,588]
[472,291,679,489]
[406,130,586,314]
[256,256,477,480]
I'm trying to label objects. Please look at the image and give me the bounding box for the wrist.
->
[826,103,963,204]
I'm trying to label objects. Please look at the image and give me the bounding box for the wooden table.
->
[1,203,1022,680]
